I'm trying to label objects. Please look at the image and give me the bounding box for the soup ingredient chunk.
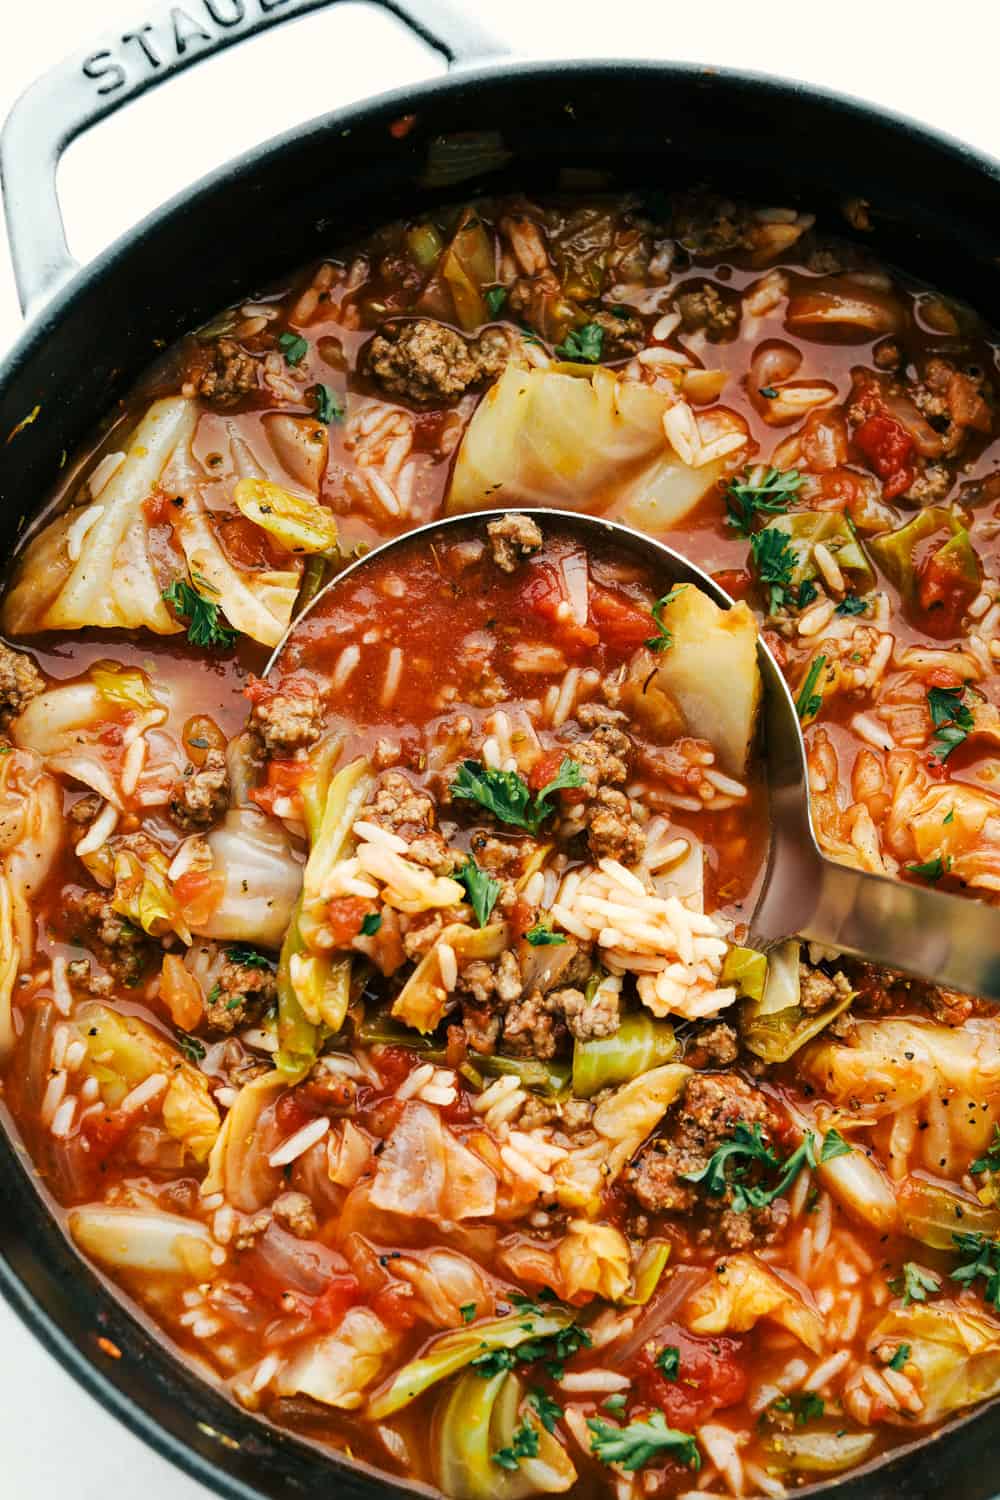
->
[0,643,44,729]
[366,318,509,406]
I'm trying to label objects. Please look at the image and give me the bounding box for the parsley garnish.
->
[750,526,797,613]
[455,857,501,928]
[771,1393,825,1427]
[460,1303,477,1324]
[952,1232,1000,1308]
[927,685,974,762]
[888,1344,911,1372]
[906,854,951,882]
[796,654,828,723]
[645,585,687,653]
[587,1413,699,1472]
[516,1322,591,1381]
[278,331,308,365]
[821,1128,852,1162]
[725,467,803,536]
[493,1419,539,1471]
[162,577,237,650]
[889,1262,941,1306]
[655,1346,680,1380]
[682,1121,777,1196]
[683,1125,848,1213]
[452,757,584,835]
[971,1126,1000,1177]
[225,945,273,969]
[485,286,508,318]
[176,1032,206,1063]
[527,1389,563,1433]
[360,912,382,936]
[556,323,605,363]
[472,1348,517,1377]
[796,578,819,611]
[525,922,566,947]
[311,383,344,424]
[759,385,778,399]
[836,593,868,617]
[943,808,955,825]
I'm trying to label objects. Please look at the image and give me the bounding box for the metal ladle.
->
[268,507,1000,1002]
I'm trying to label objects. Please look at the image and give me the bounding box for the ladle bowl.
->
[268,506,1000,1003]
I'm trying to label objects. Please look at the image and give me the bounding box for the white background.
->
[0,1,998,1495]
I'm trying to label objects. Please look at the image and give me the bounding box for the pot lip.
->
[2,50,1000,383]
[3,45,1000,1500]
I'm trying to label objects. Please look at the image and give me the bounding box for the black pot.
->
[1,3,999,1496]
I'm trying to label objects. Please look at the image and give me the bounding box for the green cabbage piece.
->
[867,1302,1000,1424]
[764,1429,876,1474]
[898,1177,1000,1251]
[434,1368,576,1500]
[764,510,875,593]
[869,508,979,608]
[741,940,853,1064]
[572,1012,676,1098]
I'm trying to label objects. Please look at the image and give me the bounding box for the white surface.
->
[0,1,998,1495]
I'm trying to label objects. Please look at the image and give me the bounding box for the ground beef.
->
[554,982,621,1041]
[67,792,103,830]
[487,513,543,573]
[903,463,952,505]
[249,684,324,756]
[272,1191,318,1239]
[169,749,230,830]
[65,958,114,998]
[203,953,277,1035]
[590,309,646,359]
[683,1021,740,1069]
[502,987,564,1059]
[0,643,44,729]
[669,195,757,256]
[181,337,262,407]
[360,771,454,872]
[62,888,152,986]
[366,318,508,406]
[569,723,646,865]
[798,963,853,1014]
[848,961,981,1026]
[575,702,628,730]
[626,1072,788,1249]
[675,283,741,342]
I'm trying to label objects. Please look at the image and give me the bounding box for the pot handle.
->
[0,0,506,317]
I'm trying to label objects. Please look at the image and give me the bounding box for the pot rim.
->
[3,46,1000,1500]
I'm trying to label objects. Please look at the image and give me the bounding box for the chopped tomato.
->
[588,585,653,652]
[711,568,753,602]
[311,1274,361,1330]
[854,412,916,500]
[371,1044,418,1092]
[216,512,288,570]
[634,1327,747,1429]
[519,562,599,651]
[250,757,309,818]
[325,895,372,948]
[528,748,567,793]
[372,1282,419,1329]
[508,895,536,941]
[915,541,981,638]
[925,666,964,691]
[143,488,180,526]
[173,869,225,928]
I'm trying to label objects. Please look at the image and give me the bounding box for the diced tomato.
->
[439,1088,473,1125]
[80,1108,135,1158]
[633,1327,747,1429]
[143,488,179,526]
[250,756,309,818]
[711,568,753,602]
[371,1044,418,1092]
[925,666,964,691]
[324,895,372,948]
[372,1282,419,1329]
[588,585,653,652]
[854,412,916,500]
[508,895,536,941]
[519,562,599,651]
[528,748,567,793]
[915,542,981,638]
[217,513,288,570]
[311,1274,361,1330]
[173,869,225,928]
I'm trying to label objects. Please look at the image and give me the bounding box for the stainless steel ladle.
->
[268,507,1000,1002]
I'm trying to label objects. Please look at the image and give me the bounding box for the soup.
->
[1,190,999,1500]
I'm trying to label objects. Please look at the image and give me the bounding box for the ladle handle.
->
[796,855,1000,1002]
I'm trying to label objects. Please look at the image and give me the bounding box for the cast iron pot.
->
[1,3,1000,1496]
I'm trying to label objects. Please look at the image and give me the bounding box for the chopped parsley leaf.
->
[971,1125,1000,1177]
[360,912,382,936]
[683,1124,843,1213]
[452,757,583,835]
[681,1121,777,1196]
[952,1232,1000,1309]
[527,1389,563,1433]
[771,1393,825,1427]
[311,383,344,423]
[888,1343,911,1372]
[889,1261,941,1306]
[525,921,566,947]
[645,585,687,653]
[835,592,868,617]
[759,385,778,399]
[225,945,273,969]
[492,1419,539,1471]
[906,854,951,882]
[725,466,803,536]
[796,578,819,611]
[485,286,508,317]
[587,1413,699,1472]
[162,577,237,650]
[796,653,828,723]
[455,857,501,928]
[820,1128,852,1162]
[278,331,308,365]
[749,526,797,613]
[460,1303,477,1324]
[556,322,604,363]
[927,685,974,762]
[472,1348,517,1377]
[943,808,955,825]
[176,1032,206,1063]
[655,1345,680,1380]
